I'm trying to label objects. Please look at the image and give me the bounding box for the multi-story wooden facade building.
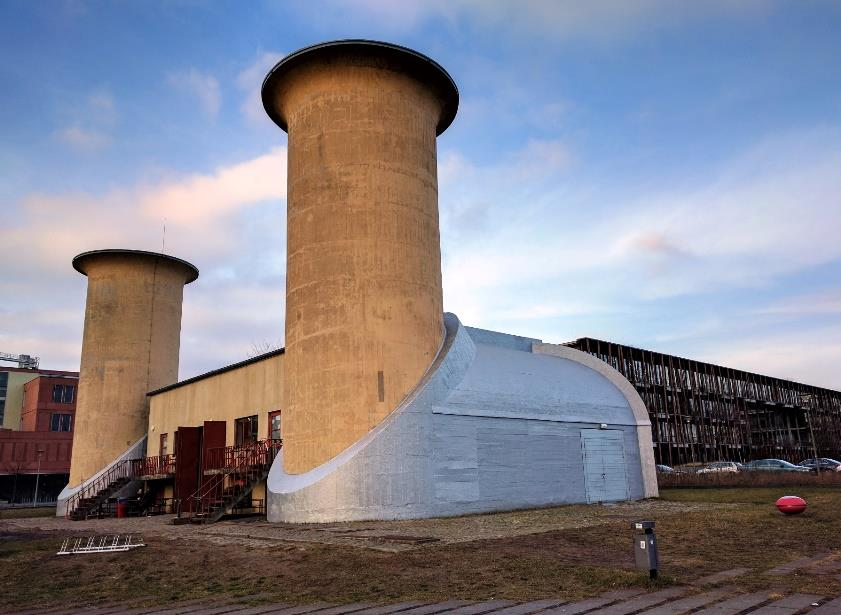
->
[566,338,841,467]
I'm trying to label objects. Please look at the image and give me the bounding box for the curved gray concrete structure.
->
[268,313,658,522]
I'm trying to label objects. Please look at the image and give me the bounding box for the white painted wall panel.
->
[267,314,654,522]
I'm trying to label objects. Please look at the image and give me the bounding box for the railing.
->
[202,439,282,473]
[65,458,135,519]
[145,497,176,515]
[232,498,264,515]
[134,454,176,477]
[180,439,281,521]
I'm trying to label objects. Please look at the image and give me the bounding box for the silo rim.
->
[72,249,199,284]
[262,39,459,136]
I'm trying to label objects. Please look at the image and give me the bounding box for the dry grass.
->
[0,506,56,519]
[1,488,840,610]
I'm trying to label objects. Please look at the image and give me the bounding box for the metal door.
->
[580,429,629,503]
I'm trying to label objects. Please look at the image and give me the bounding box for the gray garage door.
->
[580,429,629,503]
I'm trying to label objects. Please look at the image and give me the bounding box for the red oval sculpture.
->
[776,495,807,515]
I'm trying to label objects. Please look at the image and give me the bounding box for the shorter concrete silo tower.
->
[68,249,198,487]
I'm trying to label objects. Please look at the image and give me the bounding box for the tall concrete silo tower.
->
[69,249,198,486]
[262,40,458,473]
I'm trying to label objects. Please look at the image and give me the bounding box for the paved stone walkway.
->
[5,589,838,615]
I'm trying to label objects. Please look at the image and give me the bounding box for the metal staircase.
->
[179,439,281,524]
[66,459,136,520]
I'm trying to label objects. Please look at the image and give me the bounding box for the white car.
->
[697,461,740,474]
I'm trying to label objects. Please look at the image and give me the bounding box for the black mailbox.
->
[633,520,658,579]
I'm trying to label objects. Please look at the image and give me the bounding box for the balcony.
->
[134,454,176,480]
[202,439,282,475]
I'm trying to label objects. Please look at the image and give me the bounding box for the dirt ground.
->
[0,498,727,552]
[0,488,839,611]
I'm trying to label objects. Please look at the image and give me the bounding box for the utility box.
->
[633,520,658,578]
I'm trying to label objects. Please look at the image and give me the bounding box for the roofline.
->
[147,347,285,396]
[72,249,199,284]
[566,336,841,396]
[262,39,459,136]
[1,367,79,377]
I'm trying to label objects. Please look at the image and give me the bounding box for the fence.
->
[658,470,841,489]
[133,454,175,477]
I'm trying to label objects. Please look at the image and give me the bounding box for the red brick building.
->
[0,369,77,505]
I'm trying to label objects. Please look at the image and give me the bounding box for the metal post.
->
[32,449,44,507]
[633,520,659,579]
[806,408,820,474]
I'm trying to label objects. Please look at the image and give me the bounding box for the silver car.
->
[697,461,741,474]
[745,459,811,473]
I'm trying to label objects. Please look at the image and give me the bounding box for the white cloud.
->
[708,326,841,390]
[289,0,773,41]
[236,51,285,125]
[88,89,117,125]
[753,291,841,317]
[435,126,841,387]
[167,68,221,118]
[54,124,110,150]
[141,148,287,225]
[0,148,288,376]
[604,129,841,298]
[54,87,117,151]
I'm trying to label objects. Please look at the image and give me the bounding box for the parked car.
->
[656,464,679,474]
[697,461,741,474]
[797,458,841,471]
[744,459,811,473]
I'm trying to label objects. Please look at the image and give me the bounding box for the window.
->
[160,433,169,456]
[50,413,72,432]
[235,415,258,445]
[269,410,282,440]
[52,384,75,404]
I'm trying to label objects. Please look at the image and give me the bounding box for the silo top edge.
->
[261,39,459,136]
[72,249,200,284]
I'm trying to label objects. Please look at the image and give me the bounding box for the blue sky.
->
[2,0,840,389]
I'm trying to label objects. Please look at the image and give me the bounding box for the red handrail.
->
[203,439,282,472]
[181,439,282,519]
[135,454,176,477]
[65,458,135,519]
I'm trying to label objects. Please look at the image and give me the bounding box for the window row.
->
[52,384,75,404]
[51,413,73,432]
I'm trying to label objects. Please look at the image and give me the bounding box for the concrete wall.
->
[263,41,458,474]
[1,371,39,430]
[268,313,655,522]
[147,352,284,456]
[532,343,659,498]
[69,250,197,487]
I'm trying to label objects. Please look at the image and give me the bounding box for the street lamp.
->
[33,449,44,508]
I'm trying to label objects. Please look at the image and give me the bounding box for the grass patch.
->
[0,506,56,519]
[660,486,837,505]
[2,489,841,609]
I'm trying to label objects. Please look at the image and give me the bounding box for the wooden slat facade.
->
[566,338,841,466]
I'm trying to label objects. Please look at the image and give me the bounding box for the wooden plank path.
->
[5,589,836,615]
